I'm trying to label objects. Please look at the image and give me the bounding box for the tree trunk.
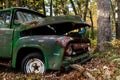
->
[110,0,118,39]
[69,0,77,15]
[77,0,82,17]
[61,0,67,15]
[6,0,10,8]
[50,0,53,16]
[33,0,36,10]
[89,10,94,40]
[55,0,58,16]
[116,0,120,39]
[43,0,46,16]
[84,0,89,21]
[97,0,112,52]
[16,0,22,7]
[0,0,3,9]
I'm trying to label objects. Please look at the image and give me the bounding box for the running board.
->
[0,58,11,68]
[78,56,92,64]
[0,62,11,67]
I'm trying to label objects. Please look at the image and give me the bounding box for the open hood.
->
[20,15,91,34]
[49,22,90,35]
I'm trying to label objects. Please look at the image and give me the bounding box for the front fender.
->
[11,37,65,70]
[11,39,48,68]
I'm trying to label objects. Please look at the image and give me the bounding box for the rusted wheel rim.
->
[26,58,45,73]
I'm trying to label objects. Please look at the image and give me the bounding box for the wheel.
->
[21,53,45,74]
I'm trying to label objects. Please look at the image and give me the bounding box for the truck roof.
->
[0,7,46,17]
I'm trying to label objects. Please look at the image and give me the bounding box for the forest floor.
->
[0,40,120,80]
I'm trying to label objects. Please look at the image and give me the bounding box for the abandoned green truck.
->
[0,7,91,74]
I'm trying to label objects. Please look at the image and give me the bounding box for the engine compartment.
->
[20,22,90,56]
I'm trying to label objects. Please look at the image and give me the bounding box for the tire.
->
[21,53,45,74]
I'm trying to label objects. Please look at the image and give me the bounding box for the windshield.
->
[14,11,42,24]
[0,11,11,26]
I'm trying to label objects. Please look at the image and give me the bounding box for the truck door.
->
[0,11,13,57]
[0,28,13,57]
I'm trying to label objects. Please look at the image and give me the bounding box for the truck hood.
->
[18,15,91,34]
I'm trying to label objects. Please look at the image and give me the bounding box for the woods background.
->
[0,0,120,80]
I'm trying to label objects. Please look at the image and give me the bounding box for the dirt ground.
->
[0,55,120,80]
[0,43,120,80]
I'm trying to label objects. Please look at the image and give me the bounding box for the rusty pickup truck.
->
[0,7,91,74]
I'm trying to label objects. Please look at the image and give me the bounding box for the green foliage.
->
[92,52,107,58]
[85,28,98,40]
[92,52,100,58]
[0,0,97,18]
[111,39,120,49]
[90,39,97,46]
[92,39,120,62]
[108,55,119,61]
[85,29,90,37]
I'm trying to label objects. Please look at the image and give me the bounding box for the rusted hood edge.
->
[18,15,91,31]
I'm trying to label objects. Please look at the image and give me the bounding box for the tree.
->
[89,10,94,40]
[0,0,3,9]
[116,0,120,39]
[76,0,82,17]
[42,0,46,16]
[61,0,67,15]
[69,0,77,15]
[97,0,112,52]
[54,0,59,16]
[50,0,53,16]
[16,0,22,7]
[84,0,89,21]
[5,0,10,8]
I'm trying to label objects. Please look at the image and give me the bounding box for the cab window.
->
[0,11,11,28]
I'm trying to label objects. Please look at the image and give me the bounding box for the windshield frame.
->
[12,8,45,28]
